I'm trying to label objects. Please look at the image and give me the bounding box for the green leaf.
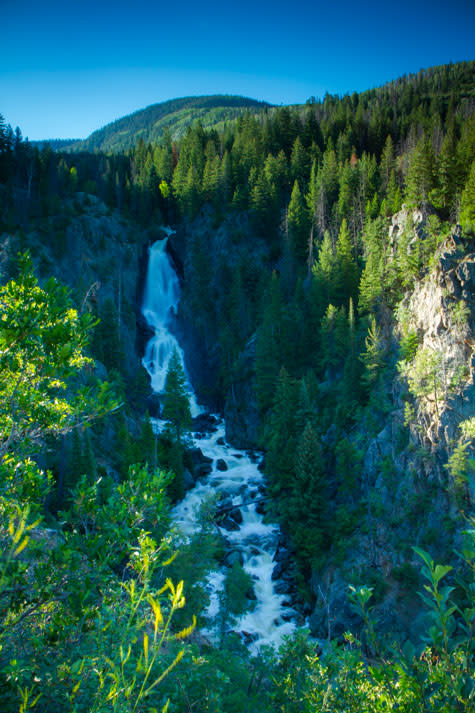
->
[413,546,434,573]
[433,564,452,586]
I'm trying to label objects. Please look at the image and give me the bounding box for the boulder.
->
[183,469,195,491]
[255,500,266,515]
[273,546,290,564]
[246,586,257,601]
[219,515,240,532]
[274,580,291,595]
[224,549,244,567]
[192,413,219,433]
[229,507,243,524]
[188,447,213,477]
[271,562,286,581]
[216,458,228,471]
[241,630,259,645]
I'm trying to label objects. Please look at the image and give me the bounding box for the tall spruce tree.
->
[163,348,192,441]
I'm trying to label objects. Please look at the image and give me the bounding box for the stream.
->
[142,236,297,653]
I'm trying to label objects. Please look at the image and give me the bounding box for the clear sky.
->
[1,0,474,140]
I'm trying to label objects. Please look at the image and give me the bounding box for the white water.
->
[142,236,296,653]
[142,239,201,416]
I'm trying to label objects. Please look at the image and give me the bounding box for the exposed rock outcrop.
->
[309,217,475,642]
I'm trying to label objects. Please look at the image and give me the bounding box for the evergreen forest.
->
[0,60,475,711]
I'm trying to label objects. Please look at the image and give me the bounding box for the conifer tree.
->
[290,136,308,188]
[380,135,395,192]
[264,367,298,500]
[460,160,475,234]
[335,218,359,306]
[163,348,192,441]
[320,304,349,378]
[290,421,325,566]
[405,136,435,211]
[312,230,336,306]
[288,180,310,262]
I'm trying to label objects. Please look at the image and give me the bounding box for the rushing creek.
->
[142,236,296,653]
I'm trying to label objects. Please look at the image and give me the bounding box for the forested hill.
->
[65,95,272,153]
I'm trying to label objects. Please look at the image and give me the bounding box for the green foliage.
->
[460,160,475,234]
[360,316,384,393]
[162,349,192,442]
[288,180,310,262]
[272,534,475,712]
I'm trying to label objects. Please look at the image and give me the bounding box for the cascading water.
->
[142,238,200,416]
[142,236,296,653]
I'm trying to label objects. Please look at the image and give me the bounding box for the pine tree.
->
[162,348,192,441]
[288,180,310,262]
[312,230,336,306]
[360,316,384,394]
[264,367,298,500]
[380,135,395,193]
[290,421,325,566]
[320,304,349,379]
[290,136,308,188]
[460,160,475,234]
[436,119,460,218]
[359,218,386,313]
[405,136,435,211]
[335,218,359,306]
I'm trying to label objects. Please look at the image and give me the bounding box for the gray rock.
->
[271,562,286,580]
[275,580,291,594]
[216,458,228,471]
[183,469,195,491]
[225,550,244,567]
[229,507,243,524]
[220,515,240,532]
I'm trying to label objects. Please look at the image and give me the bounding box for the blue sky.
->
[1,0,474,140]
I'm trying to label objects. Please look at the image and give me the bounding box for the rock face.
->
[224,335,260,448]
[308,217,475,642]
[4,193,146,380]
[168,207,265,445]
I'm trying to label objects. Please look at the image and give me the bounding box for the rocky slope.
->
[309,211,475,642]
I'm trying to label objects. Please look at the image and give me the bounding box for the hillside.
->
[65,95,272,153]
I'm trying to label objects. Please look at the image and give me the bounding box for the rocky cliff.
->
[309,212,475,642]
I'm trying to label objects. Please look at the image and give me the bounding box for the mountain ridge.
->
[61,94,272,153]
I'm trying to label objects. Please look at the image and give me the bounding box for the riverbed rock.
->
[224,549,244,567]
[255,499,266,515]
[241,630,259,645]
[274,580,291,595]
[183,469,195,491]
[273,546,291,564]
[229,507,243,524]
[188,446,213,477]
[192,412,220,433]
[271,562,286,580]
[219,515,240,532]
[216,458,228,471]
[246,585,257,601]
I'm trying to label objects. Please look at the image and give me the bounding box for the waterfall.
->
[142,236,296,653]
[142,238,200,416]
